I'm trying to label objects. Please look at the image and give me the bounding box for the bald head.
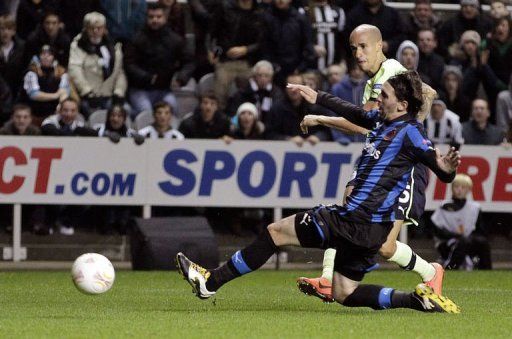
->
[349,25,385,76]
[350,24,382,45]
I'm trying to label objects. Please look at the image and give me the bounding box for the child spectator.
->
[431,174,492,270]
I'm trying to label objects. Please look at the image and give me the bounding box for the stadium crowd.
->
[0,0,509,267]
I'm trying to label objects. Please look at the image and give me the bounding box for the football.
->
[71,253,115,295]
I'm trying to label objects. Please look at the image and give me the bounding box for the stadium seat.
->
[197,72,215,96]
[175,91,199,119]
[88,109,107,127]
[134,110,154,130]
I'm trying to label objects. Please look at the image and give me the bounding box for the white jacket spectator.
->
[68,12,127,115]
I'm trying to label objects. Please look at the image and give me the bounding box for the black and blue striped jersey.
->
[339,109,452,224]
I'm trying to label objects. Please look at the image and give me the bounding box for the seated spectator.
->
[325,63,346,92]
[0,15,25,99]
[232,102,265,140]
[68,12,127,117]
[417,29,445,90]
[0,104,41,135]
[24,10,71,68]
[94,105,140,140]
[438,66,472,122]
[306,0,346,72]
[21,45,70,126]
[438,0,492,59]
[159,0,186,37]
[462,98,504,145]
[330,60,366,144]
[431,174,492,270]
[424,100,464,148]
[209,0,265,108]
[262,0,315,87]
[15,0,58,40]
[41,98,96,136]
[226,60,284,122]
[138,101,184,140]
[265,73,332,145]
[178,92,232,142]
[496,74,512,134]
[99,0,146,44]
[403,0,443,42]
[124,2,194,116]
[489,1,510,21]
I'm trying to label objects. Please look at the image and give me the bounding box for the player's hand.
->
[436,147,461,173]
[300,114,320,134]
[306,135,320,145]
[289,135,305,147]
[286,84,318,104]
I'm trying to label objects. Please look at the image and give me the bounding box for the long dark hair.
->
[105,105,128,136]
[387,71,423,117]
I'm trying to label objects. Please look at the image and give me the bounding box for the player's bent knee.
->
[267,223,286,246]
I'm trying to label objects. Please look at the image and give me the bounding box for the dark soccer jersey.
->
[339,110,440,224]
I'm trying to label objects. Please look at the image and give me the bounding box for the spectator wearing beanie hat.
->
[233,102,265,140]
[449,30,484,100]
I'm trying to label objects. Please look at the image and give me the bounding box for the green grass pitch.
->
[1,270,511,338]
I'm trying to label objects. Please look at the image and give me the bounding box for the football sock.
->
[388,241,436,282]
[321,248,336,283]
[206,228,278,291]
[342,285,427,312]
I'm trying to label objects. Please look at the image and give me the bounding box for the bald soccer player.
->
[288,24,442,303]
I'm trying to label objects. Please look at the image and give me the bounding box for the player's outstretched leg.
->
[333,273,460,314]
[176,214,299,299]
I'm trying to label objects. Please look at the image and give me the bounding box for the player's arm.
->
[406,126,460,183]
[300,114,369,135]
[286,84,375,128]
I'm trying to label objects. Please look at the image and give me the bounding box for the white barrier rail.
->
[1,137,512,261]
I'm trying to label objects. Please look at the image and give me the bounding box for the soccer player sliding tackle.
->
[290,24,442,303]
[177,71,461,313]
